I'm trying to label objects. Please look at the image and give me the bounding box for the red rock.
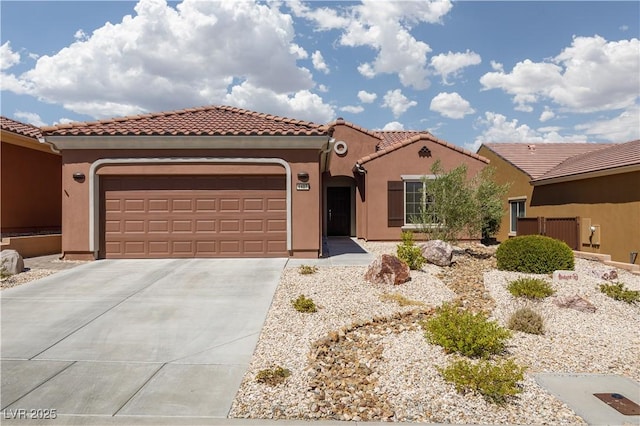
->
[364,254,411,285]
[553,295,597,313]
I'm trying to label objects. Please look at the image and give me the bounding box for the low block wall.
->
[1,234,62,258]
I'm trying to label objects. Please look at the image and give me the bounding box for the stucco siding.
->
[366,140,487,240]
[1,140,62,234]
[478,145,640,264]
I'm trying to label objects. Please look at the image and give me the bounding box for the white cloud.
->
[539,108,555,122]
[14,111,46,127]
[312,50,329,74]
[2,0,334,122]
[317,84,328,93]
[620,25,629,31]
[575,105,640,142]
[382,89,417,118]
[469,111,587,152]
[357,90,377,103]
[430,50,481,84]
[55,117,76,125]
[292,0,453,90]
[429,92,475,119]
[0,41,20,70]
[480,35,640,113]
[290,43,308,59]
[382,121,405,131]
[74,29,88,41]
[490,60,503,72]
[224,81,334,123]
[339,105,364,114]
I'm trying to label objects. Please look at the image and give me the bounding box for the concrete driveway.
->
[1,258,286,422]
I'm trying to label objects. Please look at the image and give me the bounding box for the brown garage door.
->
[101,175,287,258]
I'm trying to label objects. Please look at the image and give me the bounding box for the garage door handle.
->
[329,209,332,221]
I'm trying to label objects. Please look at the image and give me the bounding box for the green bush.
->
[423,303,511,358]
[291,294,317,313]
[496,235,574,273]
[508,307,545,335]
[396,231,425,270]
[507,277,555,299]
[438,358,526,404]
[256,366,291,386]
[298,264,318,275]
[599,282,640,304]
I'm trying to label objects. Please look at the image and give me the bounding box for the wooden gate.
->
[516,217,580,249]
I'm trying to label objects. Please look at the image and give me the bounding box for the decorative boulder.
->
[1,249,24,276]
[364,254,411,285]
[587,268,618,281]
[419,240,453,267]
[553,295,597,313]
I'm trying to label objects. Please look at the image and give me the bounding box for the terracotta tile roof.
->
[481,143,613,179]
[533,139,640,183]
[327,118,382,140]
[374,130,433,149]
[41,105,328,137]
[357,133,489,165]
[1,116,42,139]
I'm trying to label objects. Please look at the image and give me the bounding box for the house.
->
[40,106,489,260]
[1,116,62,257]
[478,141,640,266]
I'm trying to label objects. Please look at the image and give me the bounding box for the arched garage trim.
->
[89,158,292,257]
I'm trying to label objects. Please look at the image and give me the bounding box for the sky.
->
[1,0,639,152]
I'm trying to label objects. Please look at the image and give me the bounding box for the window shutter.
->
[387,181,404,227]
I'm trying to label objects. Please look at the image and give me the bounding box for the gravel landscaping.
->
[230,241,640,424]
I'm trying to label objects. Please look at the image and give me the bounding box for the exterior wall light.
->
[297,171,309,182]
[72,172,86,182]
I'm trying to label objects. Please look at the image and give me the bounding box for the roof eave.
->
[531,164,640,186]
[44,135,329,151]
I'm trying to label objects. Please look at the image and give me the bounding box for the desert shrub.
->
[423,303,511,358]
[298,264,318,275]
[256,366,291,386]
[496,235,574,273]
[507,277,555,299]
[379,292,425,307]
[0,260,9,279]
[508,307,545,335]
[438,358,526,404]
[599,282,640,304]
[291,294,317,313]
[396,231,425,270]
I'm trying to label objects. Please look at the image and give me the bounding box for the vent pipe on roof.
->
[527,144,536,152]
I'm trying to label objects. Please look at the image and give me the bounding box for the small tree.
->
[415,161,508,243]
[474,167,509,243]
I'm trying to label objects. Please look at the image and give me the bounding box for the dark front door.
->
[327,187,351,236]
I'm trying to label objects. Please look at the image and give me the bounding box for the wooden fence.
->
[516,217,580,249]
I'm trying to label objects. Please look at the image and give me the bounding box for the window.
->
[509,198,526,234]
[403,177,437,226]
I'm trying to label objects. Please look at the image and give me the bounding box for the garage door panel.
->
[103,175,287,258]
[148,220,169,233]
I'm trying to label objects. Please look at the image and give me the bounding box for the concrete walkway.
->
[1,258,286,422]
[286,237,375,267]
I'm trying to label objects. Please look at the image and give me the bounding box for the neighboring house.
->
[478,141,640,265]
[1,116,62,257]
[40,106,488,260]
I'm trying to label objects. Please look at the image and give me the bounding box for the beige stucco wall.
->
[60,148,321,259]
[478,146,640,264]
[477,146,533,242]
[364,140,488,240]
[1,134,62,235]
